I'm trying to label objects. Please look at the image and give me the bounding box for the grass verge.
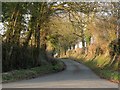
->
[2,59,65,83]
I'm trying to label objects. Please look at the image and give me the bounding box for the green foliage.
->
[2,42,35,72]
[2,2,119,77]
[46,16,79,56]
[2,2,54,72]
[109,39,120,55]
[85,35,91,45]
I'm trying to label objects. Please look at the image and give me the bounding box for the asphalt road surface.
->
[3,59,118,88]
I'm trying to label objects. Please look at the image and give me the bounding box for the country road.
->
[2,59,118,88]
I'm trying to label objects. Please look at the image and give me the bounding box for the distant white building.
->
[91,37,94,44]
[69,37,94,51]
[75,41,87,49]
[78,42,83,48]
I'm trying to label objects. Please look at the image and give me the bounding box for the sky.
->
[0,23,4,35]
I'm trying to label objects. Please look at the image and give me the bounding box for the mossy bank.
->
[2,59,66,83]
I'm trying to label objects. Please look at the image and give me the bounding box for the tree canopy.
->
[1,2,119,72]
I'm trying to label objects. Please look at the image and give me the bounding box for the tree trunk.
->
[81,29,85,54]
[24,28,33,47]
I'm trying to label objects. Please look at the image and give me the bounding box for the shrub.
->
[2,42,47,72]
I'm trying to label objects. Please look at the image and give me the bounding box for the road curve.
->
[3,59,118,88]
